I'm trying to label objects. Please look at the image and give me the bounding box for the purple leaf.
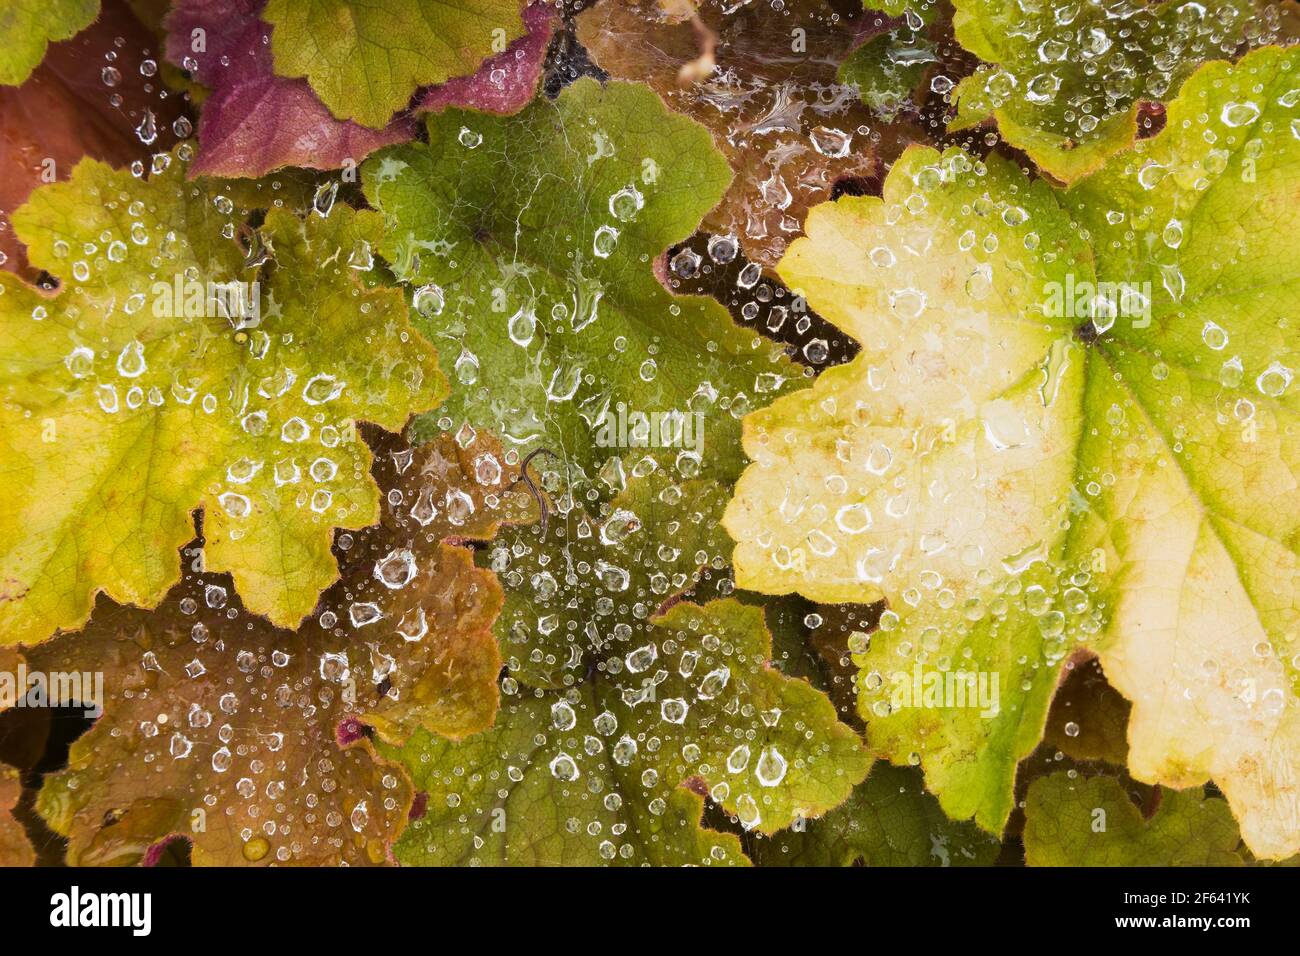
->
[164,0,414,178]
[416,1,556,116]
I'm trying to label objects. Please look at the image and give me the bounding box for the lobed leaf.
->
[362,77,798,488]
[726,45,1300,858]
[0,153,446,644]
[754,764,1000,866]
[1067,46,1300,861]
[385,596,869,863]
[386,693,750,866]
[33,431,527,865]
[0,0,99,87]
[488,472,732,688]
[948,0,1278,182]
[261,0,526,128]
[1024,773,1243,866]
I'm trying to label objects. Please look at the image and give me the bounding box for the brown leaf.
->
[577,0,892,266]
[1043,654,1132,767]
[0,650,35,866]
[32,430,533,866]
[0,764,34,866]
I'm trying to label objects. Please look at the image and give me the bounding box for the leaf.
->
[725,45,1300,858]
[726,143,1088,831]
[0,764,34,866]
[384,694,749,866]
[415,1,557,117]
[489,472,732,688]
[577,0,891,267]
[0,153,446,645]
[0,0,99,86]
[163,0,417,179]
[33,430,527,865]
[384,596,869,863]
[948,0,1276,182]
[1023,773,1243,866]
[362,77,798,487]
[1064,46,1300,861]
[261,0,526,128]
[0,648,34,866]
[754,764,1000,866]
[838,27,936,122]
[0,0,190,277]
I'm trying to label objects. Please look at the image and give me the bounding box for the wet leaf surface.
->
[0,153,444,641]
[33,431,531,865]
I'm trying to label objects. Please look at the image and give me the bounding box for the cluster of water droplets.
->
[46,430,520,864]
[967,0,1283,144]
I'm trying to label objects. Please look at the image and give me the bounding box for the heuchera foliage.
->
[0,0,1296,868]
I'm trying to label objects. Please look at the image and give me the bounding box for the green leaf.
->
[726,143,1090,832]
[1065,46,1300,861]
[385,692,749,866]
[0,0,98,86]
[725,46,1300,858]
[361,78,799,489]
[1024,773,1243,866]
[755,764,1001,865]
[489,472,731,688]
[839,29,937,122]
[0,154,446,644]
[948,0,1273,182]
[863,0,938,25]
[384,597,870,863]
[262,0,526,127]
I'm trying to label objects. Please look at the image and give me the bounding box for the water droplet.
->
[549,752,580,781]
[660,698,689,724]
[1221,101,1260,127]
[135,108,158,145]
[413,283,444,317]
[726,744,751,773]
[608,185,643,221]
[755,746,788,786]
[374,548,417,589]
